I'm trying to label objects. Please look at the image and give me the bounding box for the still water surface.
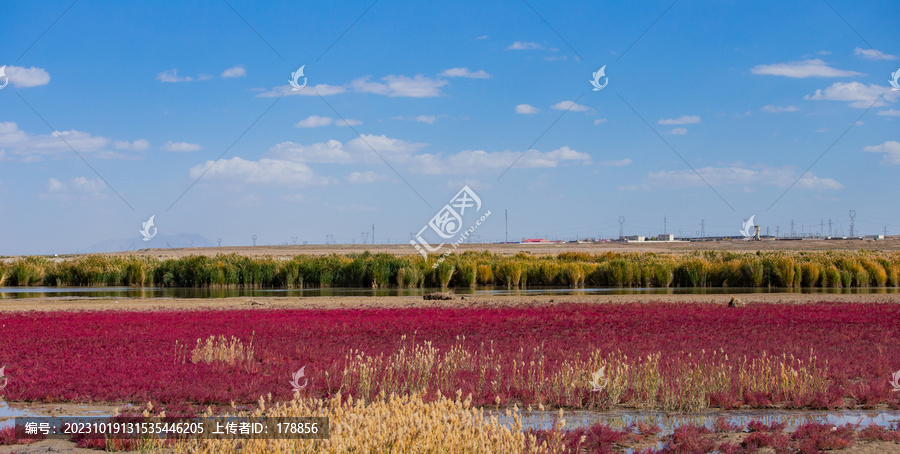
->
[2,286,900,299]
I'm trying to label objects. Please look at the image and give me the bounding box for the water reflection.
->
[1,286,899,300]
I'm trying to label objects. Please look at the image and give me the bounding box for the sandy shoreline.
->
[1,292,899,312]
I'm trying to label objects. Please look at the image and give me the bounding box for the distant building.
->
[657,234,674,241]
[623,235,645,242]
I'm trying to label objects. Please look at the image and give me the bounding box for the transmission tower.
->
[252,235,257,246]
[618,216,625,239]
[217,238,222,247]
[849,210,856,237]
[361,232,369,244]
[700,219,705,239]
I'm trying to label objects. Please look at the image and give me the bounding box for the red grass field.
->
[1,302,899,412]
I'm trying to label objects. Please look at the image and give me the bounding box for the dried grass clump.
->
[188,334,255,367]
[171,392,553,454]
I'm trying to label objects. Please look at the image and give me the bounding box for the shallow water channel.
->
[3,286,900,299]
[4,401,898,437]
[497,408,900,434]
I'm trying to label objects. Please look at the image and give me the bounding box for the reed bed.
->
[5,250,900,288]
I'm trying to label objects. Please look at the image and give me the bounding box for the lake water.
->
[499,408,900,434]
[2,286,899,299]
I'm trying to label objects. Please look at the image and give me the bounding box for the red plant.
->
[790,422,855,452]
[0,425,43,445]
[659,424,716,453]
[713,417,743,433]
[858,423,900,443]
[0,302,897,412]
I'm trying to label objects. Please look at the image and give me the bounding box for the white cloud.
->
[667,128,688,135]
[658,115,701,125]
[256,84,347,97]
[476,35,489,40]
[622,165,843,191]
[351,75,447,97]
[804,81,898,108]
[409,146,591,174]
[162,141,202,152]
[258,73,450,98]
[293,116,360,128]
[156,69,211,83]
[878,109,900,116]
[188,157,330,187]
[295,115,333,128]
[4,65,50,88]
[598,158,632,166]
[439,67,491,79]
[516,104,540,114]
[761,105,799,113]
[42,177,107,200]
[551,100,590,112]
[593,119,608,125]
[863,141,900,165]
[269,140,354,164]
[415,115,437,124]
[113,139,150,151]
[0,121,140,161]
[346,171,387,183]
[269,135,426,167]
[47,178,66,193]
[336,118,362,127]
[750,59,863,78]
[221,65,246,78]
[507,41,543,50]
[853,47,898,61]
[346,134,428,162]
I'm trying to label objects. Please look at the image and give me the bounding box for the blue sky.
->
[1,0,899,255]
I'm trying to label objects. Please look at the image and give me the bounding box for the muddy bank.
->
[0,292,898,312]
